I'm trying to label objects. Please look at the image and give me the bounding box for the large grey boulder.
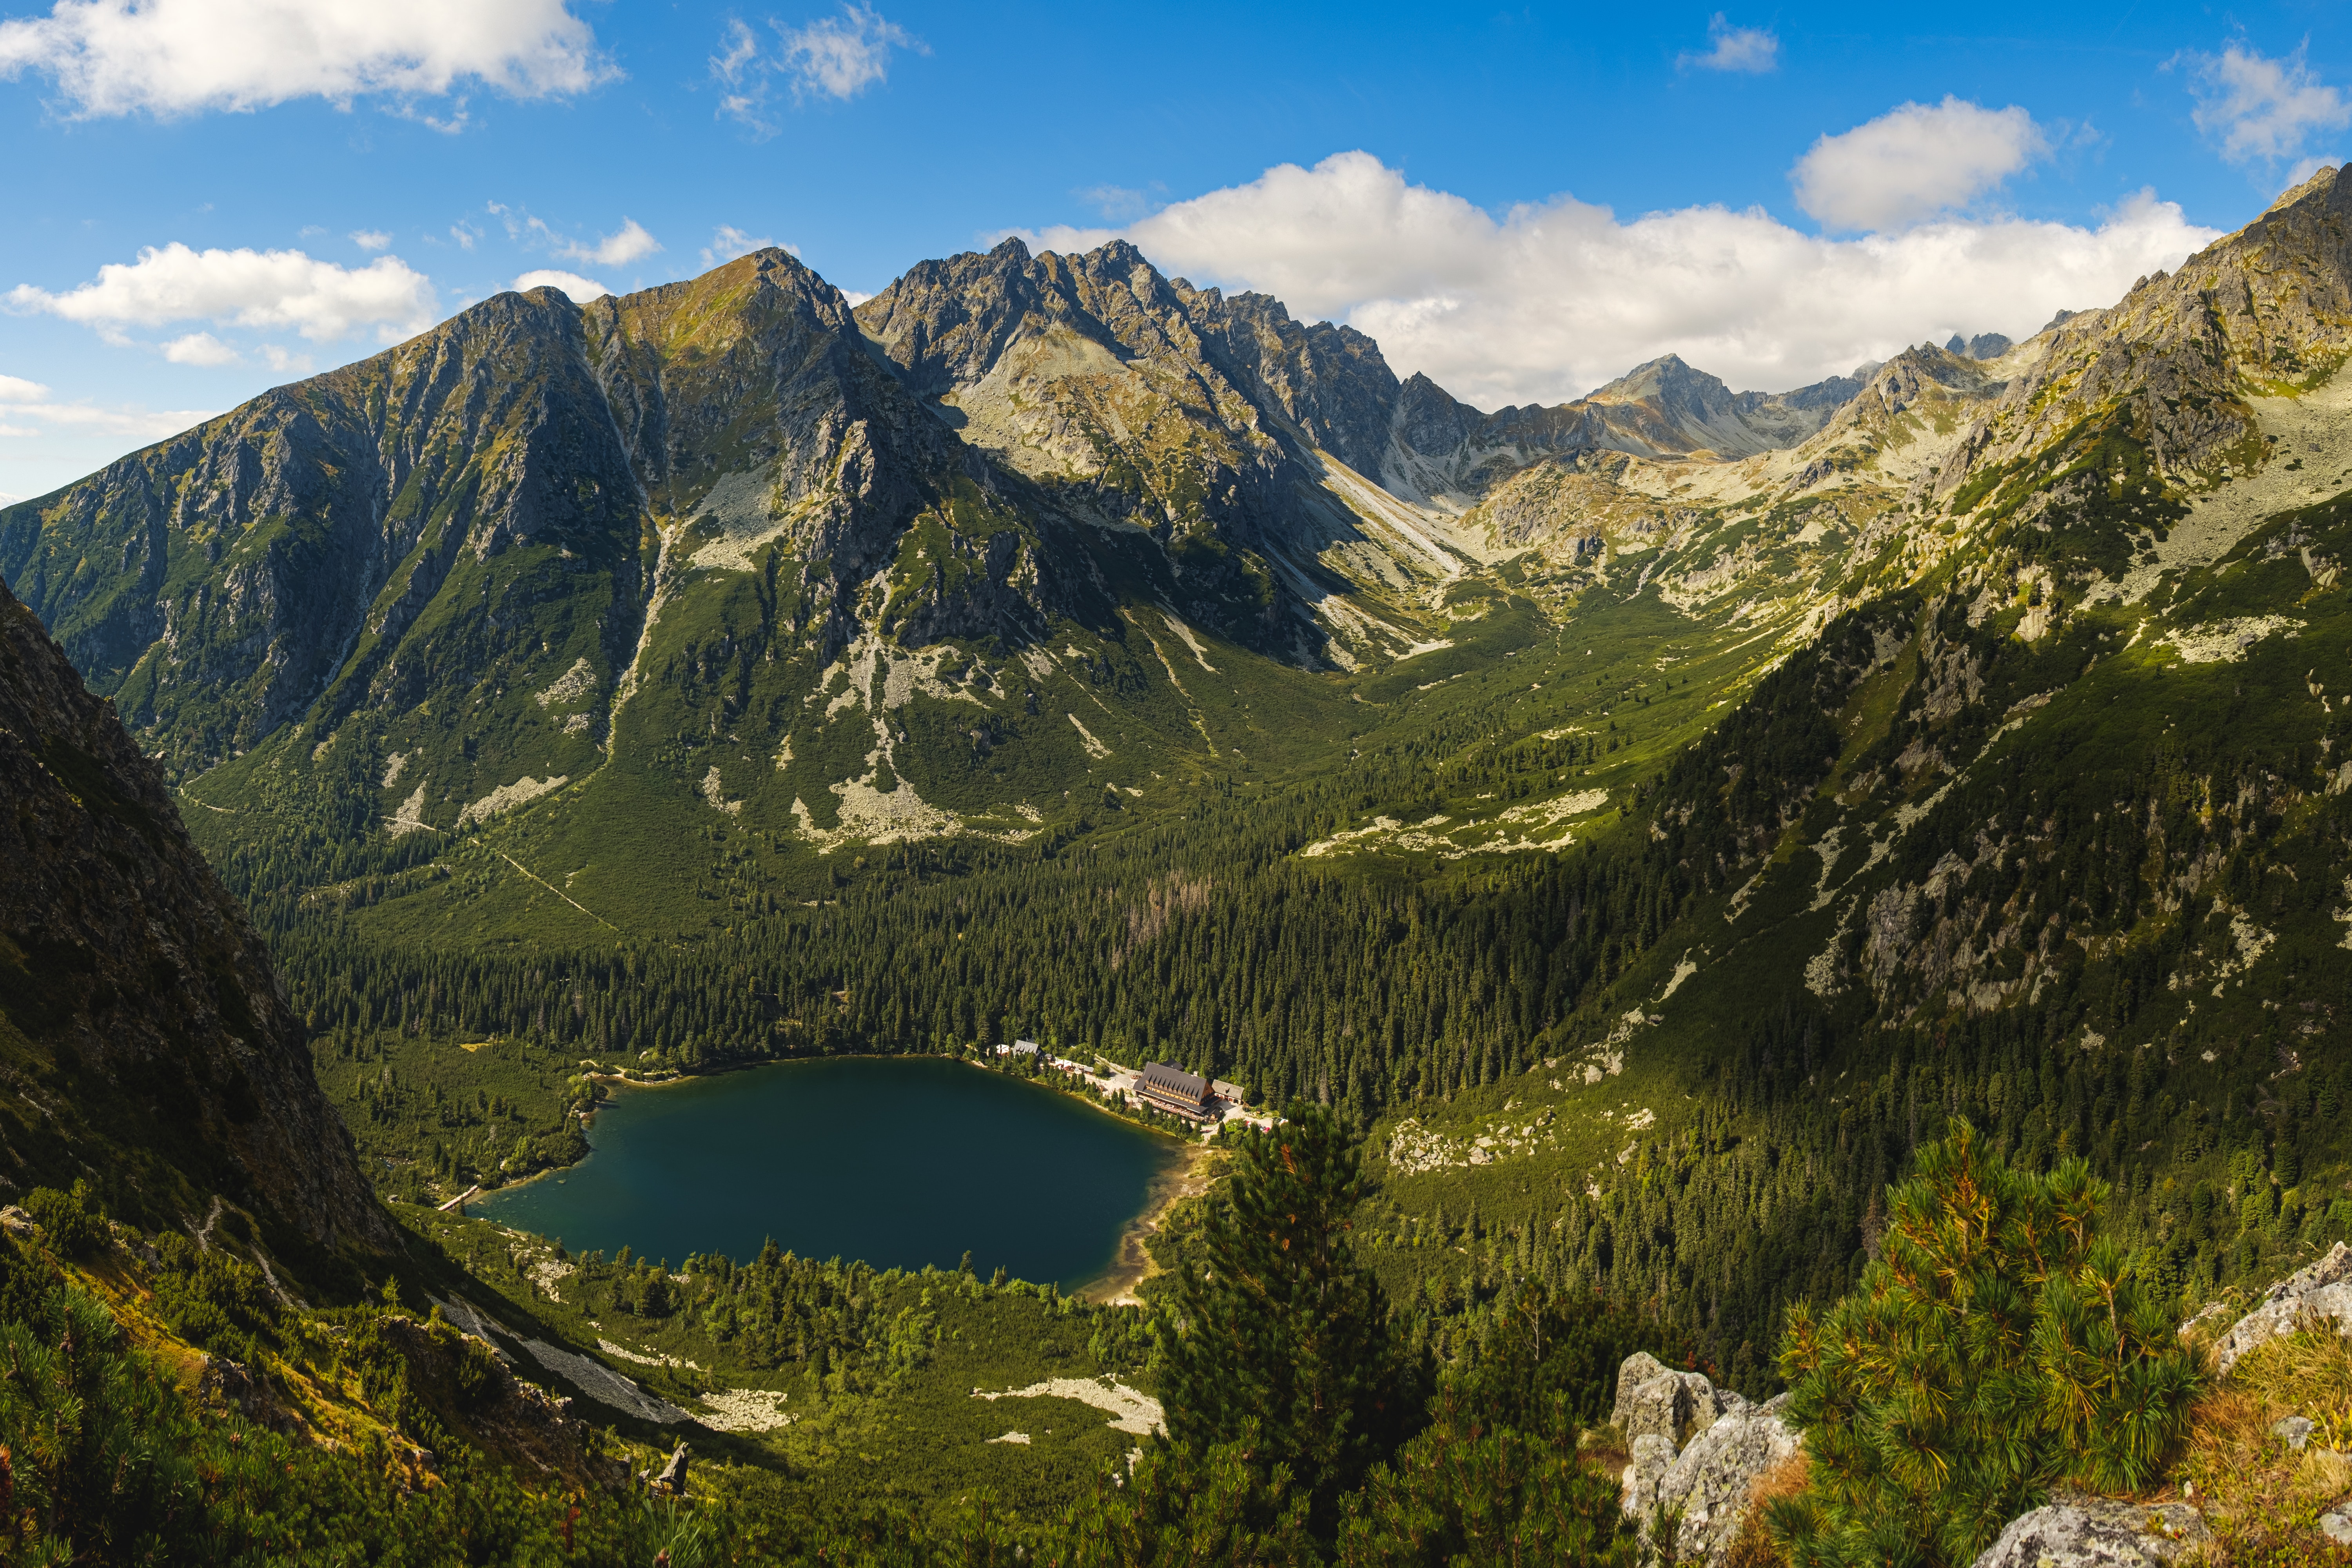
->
[2209,1242,2352,1374]
[1613,1353,1802,1568]
[1648,1397,1804,1565]
[1613,1351,1742,1448]
[1969,1493,2209,1568]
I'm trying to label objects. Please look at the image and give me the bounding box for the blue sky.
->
[2,0,2348,501]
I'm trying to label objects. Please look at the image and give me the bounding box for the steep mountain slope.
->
[0,230,1884,941]
[0,575,391,1256]
[854,237,1450,659]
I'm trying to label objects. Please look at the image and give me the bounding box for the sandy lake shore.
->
[1081,1140,1219,1306]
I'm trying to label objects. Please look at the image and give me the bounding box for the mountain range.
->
[0,205,2127,873]
[3,157,2350,1371]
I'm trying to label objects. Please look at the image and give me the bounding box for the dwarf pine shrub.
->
[1769,1119,2198,1568]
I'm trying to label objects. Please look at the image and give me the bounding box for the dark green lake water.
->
[478,1057,1180,1289]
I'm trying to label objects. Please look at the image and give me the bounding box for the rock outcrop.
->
[1614,1349,1740,1446]
[2207,1242,2352,1374]
[1614,1354,1802,1567]
[1967,1493,2210,1568]
[0,576,393,1255]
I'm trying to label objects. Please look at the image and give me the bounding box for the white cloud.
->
[350,228,391,251]
[513,268,608,301]
[0,394,214,439]
[1791,98,2047,232]
[1680,14,1777,74]
[1014,151,2221,410]
[555,217,659,267]
[449,220,481,251]
[162,330,238,364]
[0,0,612,118]
[7,242,436,343]
[701,224,784,266]
[0,490,20,503]
[778,4,916,99]
[0,374,51,401]
[492,205,659,267]
[713,5,922,132]
[260,344,311,374]
[2183,43,2351,165]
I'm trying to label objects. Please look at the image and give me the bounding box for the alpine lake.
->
[479,1056,1186,1294]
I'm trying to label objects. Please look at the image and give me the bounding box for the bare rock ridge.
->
[1930,162,2352,502]
[0,574,392,1254]
[2205,1241,2352,1374]
[855,238,1880,520]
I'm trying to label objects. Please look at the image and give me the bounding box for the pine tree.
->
[1161,1104,1403,1532]
[1336,1385,1632,1568]
[1768,1120,2198,1568]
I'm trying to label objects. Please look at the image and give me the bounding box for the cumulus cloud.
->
[2183,42,2351,165]
[0,374,50,401]
[1014,151,2220,410]
[1791,98,2047,232]
[713,5,922,132]
[512,268,608,301]
[1680,15,1777,74]
[1077,183,1158,221]
[0,0,612,118]
[490,205,659,268]
[7,242,437,343]
[162,330,238,364]
[350,228,391,251]
[554,217,659,267]
[701,225,785,266]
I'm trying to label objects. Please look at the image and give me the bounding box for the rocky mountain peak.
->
[1585,354,1736,415]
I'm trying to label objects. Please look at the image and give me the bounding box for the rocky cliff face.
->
[852,238,1334,640]
[0,575,393,1254]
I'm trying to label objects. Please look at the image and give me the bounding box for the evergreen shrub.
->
[1769,1120,2198,1568]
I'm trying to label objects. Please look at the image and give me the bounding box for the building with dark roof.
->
[1136,1062,1213,1119]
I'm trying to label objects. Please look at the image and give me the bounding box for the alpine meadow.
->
[6,11,2352,1560]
